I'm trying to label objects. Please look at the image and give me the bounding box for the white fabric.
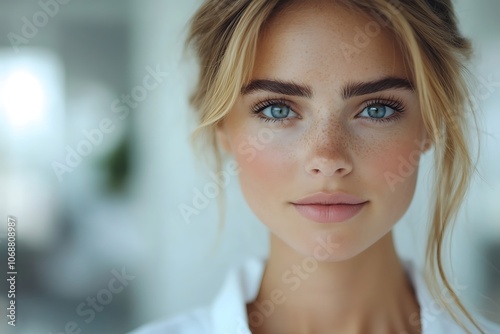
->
[129,257,500,334]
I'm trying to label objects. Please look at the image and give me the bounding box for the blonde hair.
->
[185,0,482,332]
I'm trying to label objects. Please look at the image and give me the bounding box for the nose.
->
[306,156,352,177]
[304,125,353,178]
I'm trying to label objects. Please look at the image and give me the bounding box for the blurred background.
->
[0,0,498,333]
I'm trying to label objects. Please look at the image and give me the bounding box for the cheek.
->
[373,143,419,180]
[233,132,292,201]
[364,136,423,216]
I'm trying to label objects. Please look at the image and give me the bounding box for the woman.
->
[131,0,500,333]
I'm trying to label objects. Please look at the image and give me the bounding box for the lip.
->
[292,192,366,205]
[291,192,368,223]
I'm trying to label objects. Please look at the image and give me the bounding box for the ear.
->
[216,122,232,155]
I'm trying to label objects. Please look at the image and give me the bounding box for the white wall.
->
[127,0,268,326]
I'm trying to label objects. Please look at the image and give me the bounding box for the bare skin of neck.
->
[247,232,421,334]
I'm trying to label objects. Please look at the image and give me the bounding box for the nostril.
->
[305,157,352,177]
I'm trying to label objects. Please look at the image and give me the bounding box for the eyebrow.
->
[342,76,414,99]
[240,76,414,99]
[241,79,313,98]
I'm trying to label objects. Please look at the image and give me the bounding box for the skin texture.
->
[217,1,429,333]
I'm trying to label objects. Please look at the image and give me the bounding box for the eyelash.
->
[250,97,406,125]
[250,98,293,124]
[360,97,406,123]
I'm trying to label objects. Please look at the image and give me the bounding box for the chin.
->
[286,231,371,263]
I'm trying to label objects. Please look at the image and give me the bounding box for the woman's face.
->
[217,1,429,261]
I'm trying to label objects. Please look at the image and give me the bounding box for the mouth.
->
[292,202,368,223]
[291,192,368,223]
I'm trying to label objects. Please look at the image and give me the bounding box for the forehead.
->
[252,1,410,92]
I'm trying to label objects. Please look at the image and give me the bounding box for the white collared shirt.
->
[129,257,500,334]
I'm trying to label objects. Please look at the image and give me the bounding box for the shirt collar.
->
[210,256,465,333]
[211,257,266,334]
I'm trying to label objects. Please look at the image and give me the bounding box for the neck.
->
[247,232,421,334]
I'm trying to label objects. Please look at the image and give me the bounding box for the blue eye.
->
[359,103,396,119]
[251,99,298,124]
[262,104,293,119]
[357,98,406,123]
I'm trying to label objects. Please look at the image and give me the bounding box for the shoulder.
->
[127,256,266,334]
[402,259,500,333]
[127,307,212,334]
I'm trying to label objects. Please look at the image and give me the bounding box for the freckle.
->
[359,134,379,154]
